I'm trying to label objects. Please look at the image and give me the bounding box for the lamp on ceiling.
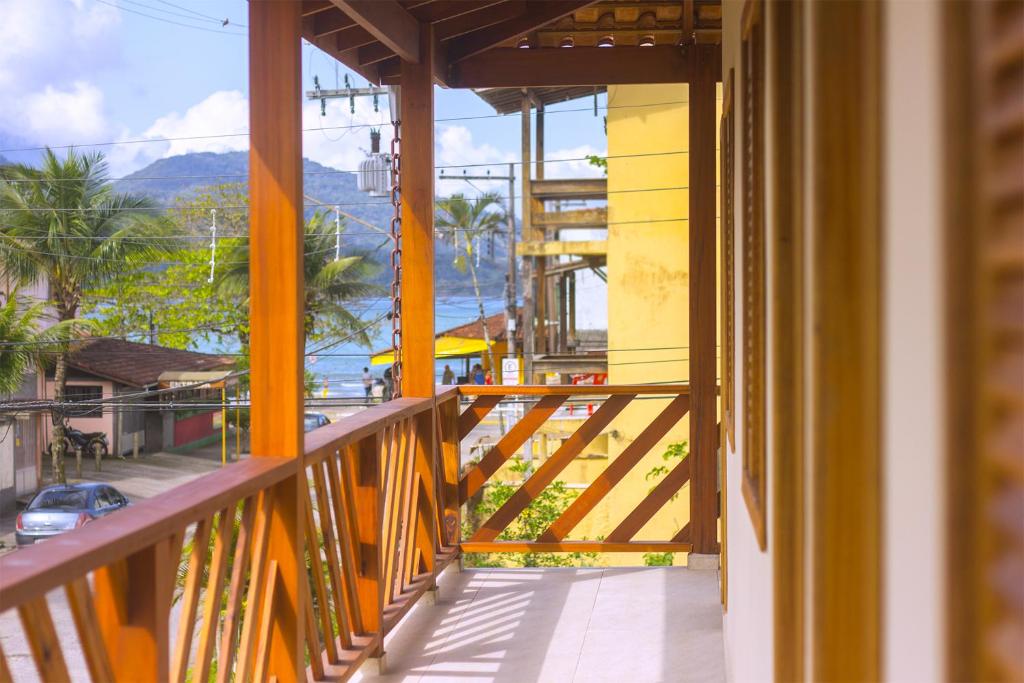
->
[639,34,656,47]
[560,36,574,48]
[597,35,615,48]
[517,36,530,49]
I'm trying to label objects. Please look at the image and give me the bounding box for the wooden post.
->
[688,45,720,555]
[93,539,173,680]
[521,95,536,383]
[248,1,304,679]
[399,23,438,591]
[399,23,436,400]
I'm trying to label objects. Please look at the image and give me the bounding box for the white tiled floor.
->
[354,566,726,683]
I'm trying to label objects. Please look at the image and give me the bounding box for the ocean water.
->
[199,296,506,400]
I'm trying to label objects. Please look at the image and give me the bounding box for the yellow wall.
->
[554,84,720,565]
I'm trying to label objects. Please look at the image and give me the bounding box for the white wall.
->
[883,2,946,679]
[721,0,774,679]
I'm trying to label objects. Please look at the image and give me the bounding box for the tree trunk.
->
[468,258,497,379]
[51,350,67,484]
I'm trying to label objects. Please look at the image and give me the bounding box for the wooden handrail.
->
[456,383,691,396]
[0,456,295,613]
[304,397,436,465]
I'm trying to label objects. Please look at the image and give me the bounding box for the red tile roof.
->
[64,338,234,388]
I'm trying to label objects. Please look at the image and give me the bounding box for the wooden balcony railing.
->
[0,384,708,682]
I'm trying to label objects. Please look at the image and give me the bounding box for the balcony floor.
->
[356,566,725,683]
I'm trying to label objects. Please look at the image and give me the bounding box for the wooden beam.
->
[331,0,421,63]
[531,177,607,200]
[688,43,718,555]
[516,240,608,257]
[450,45,695,87]
[307,9,353,38]
[248,1,305,678]
[399,23,436,397]
[447,1,600,62]
[436,1,526,41]
[535,207,607,229]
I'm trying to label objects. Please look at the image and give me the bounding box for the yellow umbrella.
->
[370,336,492,366]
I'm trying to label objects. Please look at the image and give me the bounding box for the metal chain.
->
[389,120,402,398]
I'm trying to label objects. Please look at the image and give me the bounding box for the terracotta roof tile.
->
[65,338,234,388]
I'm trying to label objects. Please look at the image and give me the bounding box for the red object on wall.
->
[173,411,215,447]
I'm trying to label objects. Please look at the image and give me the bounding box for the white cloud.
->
[22,81,107,141]
[142,90,250,158]
[0,0,121,146]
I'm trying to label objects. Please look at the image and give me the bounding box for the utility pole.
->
[437,168,518,356]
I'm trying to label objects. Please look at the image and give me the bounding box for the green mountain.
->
[115,151,509,296]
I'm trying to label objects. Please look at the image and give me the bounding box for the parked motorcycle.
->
[45,427,111,460]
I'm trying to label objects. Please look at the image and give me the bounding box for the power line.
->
[0,149,686,184]
[0,99,693,155]
[0,185,697,212]
[151,0,246,28]
[93,0,247,36]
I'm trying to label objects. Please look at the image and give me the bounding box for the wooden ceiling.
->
[300,1,722,88]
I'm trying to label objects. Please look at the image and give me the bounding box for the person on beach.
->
[472,364,485,385]
[442,365,455,385]
[362,367,373,401]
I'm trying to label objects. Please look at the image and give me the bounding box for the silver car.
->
[15,483,130,546]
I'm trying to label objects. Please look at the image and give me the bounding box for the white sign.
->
[501,357,520,386]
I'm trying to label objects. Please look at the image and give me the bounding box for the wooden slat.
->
[460,541,692,553]
[311,461,353,650]
[472,394,635,542]
[394,421,420,598]
[326,450,365,635]
[440,398,462,545]
[458,383,690,396]
[171,516,213,683]
[411,410,438,576]
[65,577,114,683]
[194,508,234,683]
[540,394,690,541]
[458,394,503,439]
[402,472,424,590]
[253,560,280,683]
[303,479,342,661]
[18,596,70,683]
[234,491,276,683]
[607,456,691,542]
[383,420,412,605]
[93,539,173,681]
[459,394,568,503]
[216,496,258,681]
[351,433,383,637]
[300,559,325,681]
[0,640,11,683]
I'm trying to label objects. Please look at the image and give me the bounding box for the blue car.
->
[15,483,130,547]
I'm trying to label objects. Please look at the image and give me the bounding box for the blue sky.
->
[0,0,608,187]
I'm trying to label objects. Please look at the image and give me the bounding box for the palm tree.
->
[435,192,506,378]
[0,148,174,483]
[0,293,44,396]
[215,210,382,346]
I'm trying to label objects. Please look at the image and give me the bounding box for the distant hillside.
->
[115,151,510,297]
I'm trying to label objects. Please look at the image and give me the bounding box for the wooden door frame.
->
[808,0,884,679]
[770,0,805,680]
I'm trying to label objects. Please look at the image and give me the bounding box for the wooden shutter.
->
[740,0,767,550]
[722,70,737,455]
[948,1,1024,680]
